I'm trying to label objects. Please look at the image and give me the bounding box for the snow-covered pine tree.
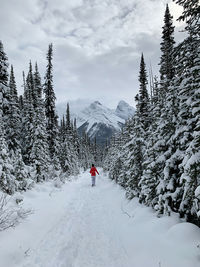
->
[73,118,81,163]
[59,115,66,143]
[142,6,177,215]
[26,61,36,109]
[43,44,61,177]
[44,44,57,157]
[0,41,9,86]
[21,62,35,165]
[128,54,150,201]
[12,150,33,191]
[34,63,42,106]
[79,131,94,171]
[172,0,200,224]
[107,132,126,186]
[60,103,79,176]
[18,72,26,112]
[0,114,15,194]
[29,63,50,182]
[0,42,15,194]
[19,95,24,111]
[139,92,160,207]
[159,4,175,100]
[137,53,150,129]
[7,65,21,154]
[89,137,102,167]
[0,41,10,135]
[104,55,151,199]
[7,65,29,190]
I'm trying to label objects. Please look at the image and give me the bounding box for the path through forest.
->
[0,170,200,267]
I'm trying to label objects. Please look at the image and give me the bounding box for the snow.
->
[195,186,200,199]
[114,100,135,120]
[76,101,124,130]
[57,100,135,141]
[0,170,200,267]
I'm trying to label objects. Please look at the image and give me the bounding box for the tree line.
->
[0,43,96,194]
[103,0,200,226]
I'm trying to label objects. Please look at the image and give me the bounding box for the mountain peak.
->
[117,100,129,107]
[56,100,135,146]
[115,100,135,120]
[94,101,102,105]
[89,101,102,109]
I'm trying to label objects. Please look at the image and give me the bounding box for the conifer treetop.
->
[0,41,9,86]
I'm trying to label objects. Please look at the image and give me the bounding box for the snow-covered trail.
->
[23,171,132,267]
[1,170,200,267]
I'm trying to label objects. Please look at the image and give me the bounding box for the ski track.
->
[3,170,199,267]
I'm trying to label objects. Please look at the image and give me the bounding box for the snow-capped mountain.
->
[75,101,123,144]
[72,100,135,145]
[57,100,135,145]
[114,100,135,120]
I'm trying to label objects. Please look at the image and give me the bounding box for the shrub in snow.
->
[0,193,31,231]
[13,193,24,204]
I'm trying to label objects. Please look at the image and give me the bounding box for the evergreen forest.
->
[0,42,98,194]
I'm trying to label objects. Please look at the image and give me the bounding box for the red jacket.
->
[90,167,99,176]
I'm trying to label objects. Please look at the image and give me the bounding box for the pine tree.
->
[21,63,35,164]
[0,41,9,86]
[79,131,94,171]
[66,102,70,132]
[0,41,10,131]
[60,103,79,176]
[19,95,24,111]
[139,6,176,215]
[43,43,59,160]
[174,0,200,34]
[73,118,81,161]
[172,0,200,223]
[0,108,15,194]
[7,65,21,153]
[123,54,150,200]
[34,62,42,106]
[13,151,32,191]
[30,63,50,182]
[138,53,150,128]
[59,115,66,143]
[159,4,175,87]
[0,41,15,194]
[26,61,37,109]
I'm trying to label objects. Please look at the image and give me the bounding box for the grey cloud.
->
[0,0,185,108]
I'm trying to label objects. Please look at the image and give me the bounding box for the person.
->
[90,164,99,187]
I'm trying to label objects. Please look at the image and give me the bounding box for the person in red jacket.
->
[90,164,99,186]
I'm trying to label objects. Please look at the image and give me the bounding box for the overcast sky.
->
[1,0,185,109]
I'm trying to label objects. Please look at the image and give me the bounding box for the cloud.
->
[0,0,185,109]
